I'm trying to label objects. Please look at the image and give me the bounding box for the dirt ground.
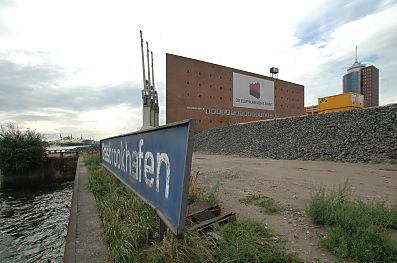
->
[191,153,397,263]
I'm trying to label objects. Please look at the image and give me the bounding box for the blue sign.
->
[99,120,194,236]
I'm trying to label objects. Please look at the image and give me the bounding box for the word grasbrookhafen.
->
[100,120,194,235]
[102,139,171,198]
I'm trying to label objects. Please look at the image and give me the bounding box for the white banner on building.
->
[233,72,274,110]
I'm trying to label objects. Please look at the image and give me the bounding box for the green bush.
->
[323,224,397,262]
[0,123,47,172]
[308,182,397,262]
[308,181,350,225]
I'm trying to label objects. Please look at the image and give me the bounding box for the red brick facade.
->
[361,66,379,107]
[166,54,305,131]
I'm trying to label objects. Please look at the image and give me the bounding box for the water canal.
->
[0,182,73,262]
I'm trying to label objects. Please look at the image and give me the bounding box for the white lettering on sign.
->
[101,139,171,199]
[144,152,155,188]
[157,153,170,198]
[138,139,144,183]
[186,106,204,110]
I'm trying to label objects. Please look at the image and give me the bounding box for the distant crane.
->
[140,30,159,129]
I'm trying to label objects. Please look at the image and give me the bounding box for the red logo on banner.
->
[249,82,260,99]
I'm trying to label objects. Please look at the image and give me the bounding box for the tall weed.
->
[188,171,220,206]
[308,181,397,262]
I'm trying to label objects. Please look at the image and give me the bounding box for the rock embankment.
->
[194,104,397,163]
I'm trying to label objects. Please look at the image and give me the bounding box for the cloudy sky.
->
[1,0,396,140]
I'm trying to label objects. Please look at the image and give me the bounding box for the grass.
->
[188,171,219,206]
[85,154,159,262]
[308,181,397,262]
[202,182,220,206]
[85,154,302,263]
[188,171,202,205]
[213,220,302,263]
[240,193,281,213]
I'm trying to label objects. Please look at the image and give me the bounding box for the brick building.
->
[360,65,379,107]
[166,54,305,131]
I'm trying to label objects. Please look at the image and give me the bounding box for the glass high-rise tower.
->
[343,49,379,107]
[343,61,365,94]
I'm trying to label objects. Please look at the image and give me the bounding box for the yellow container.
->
[318,93,364,114]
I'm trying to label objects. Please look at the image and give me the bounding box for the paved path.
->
[64,158,109,263]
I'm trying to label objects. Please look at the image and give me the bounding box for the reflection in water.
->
[0,182,73,263]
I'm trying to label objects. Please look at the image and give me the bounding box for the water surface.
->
[0,182,73,263]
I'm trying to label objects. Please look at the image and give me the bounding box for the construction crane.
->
[140,30,159,129]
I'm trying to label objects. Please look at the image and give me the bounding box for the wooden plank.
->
[189,212,236,232]
[187,201,219,218]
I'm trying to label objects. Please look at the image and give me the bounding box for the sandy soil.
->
[191,153,397,263]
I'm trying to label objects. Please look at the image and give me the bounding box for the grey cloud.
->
[0,57,64,86]
[11,114,56,122]
[0,57,143,112]
[294,0,390,45]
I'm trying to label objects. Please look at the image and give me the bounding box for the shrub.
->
[308,181,350,225]
[0,123,47,172]
[308,182,397,262]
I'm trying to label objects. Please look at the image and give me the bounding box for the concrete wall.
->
[0,157,77,188]
[194,104,397,163]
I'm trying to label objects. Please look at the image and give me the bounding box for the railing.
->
[45,149,79,158]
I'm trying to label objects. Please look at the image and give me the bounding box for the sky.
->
[1,0,396,140]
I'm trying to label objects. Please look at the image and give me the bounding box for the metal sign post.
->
[100,120,194,236]
[159,219,166,240]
